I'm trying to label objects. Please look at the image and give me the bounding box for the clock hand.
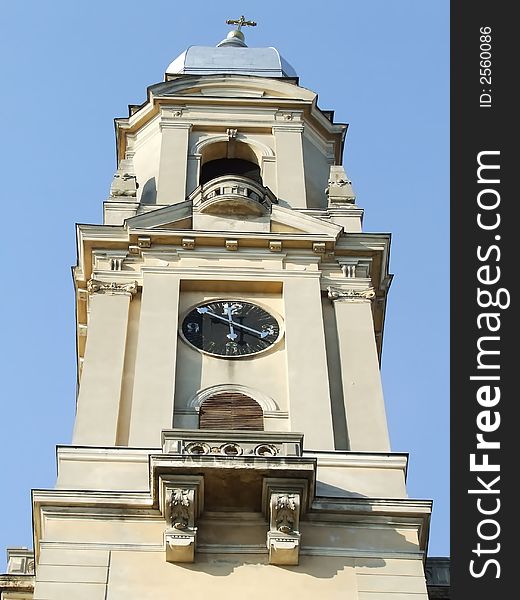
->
[222,303,238,341]
[230,320,270,338]
[197,306,270,339]
[197,306,238,335]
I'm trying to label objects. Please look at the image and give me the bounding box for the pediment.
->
[270,206,342,237]
[124,201,342,239]
[125,201,192,230]
[151,76,315,102]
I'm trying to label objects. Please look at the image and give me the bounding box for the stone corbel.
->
[161,476,203,563]
[267,492,301,565]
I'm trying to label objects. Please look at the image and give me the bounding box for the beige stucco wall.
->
[73,251,390,454]
[32,529,428,600]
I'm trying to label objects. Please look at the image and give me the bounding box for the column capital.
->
[327,285,376,303]
[87,279,138,298]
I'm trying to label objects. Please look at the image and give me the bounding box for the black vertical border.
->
[451,3,513,599]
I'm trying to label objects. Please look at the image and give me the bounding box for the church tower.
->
[1,19,432,600]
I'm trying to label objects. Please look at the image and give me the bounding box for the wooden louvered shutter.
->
[199,392,264,431]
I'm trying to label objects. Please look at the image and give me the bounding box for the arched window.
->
[199,140,263,186]
[200,158,262,185]
[199,391,264,431]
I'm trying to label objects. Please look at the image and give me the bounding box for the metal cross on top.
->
[226,15,257,31]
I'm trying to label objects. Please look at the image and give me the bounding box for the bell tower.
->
[2,19,432,600]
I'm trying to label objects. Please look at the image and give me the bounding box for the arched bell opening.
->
[199,391,264,431]
[199,141,263,186]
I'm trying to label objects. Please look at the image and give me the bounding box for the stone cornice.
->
[158,120,193,131]
[115,76,345,163]
[32,488,431,556]
[0,574,34,593]
[272,124,305,134]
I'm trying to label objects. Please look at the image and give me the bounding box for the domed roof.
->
[165,29,297,79]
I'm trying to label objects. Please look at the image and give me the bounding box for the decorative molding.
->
[275,111,298,122]
[6,548,35,575]
[167,488,193,531]
[180,440,278,458]
[272,124,305,134]
[159,121,192,131]
[336,258,371,279]
[187,384,279,412]
[87,279,138,298]
[163,430,303,459]
[110,257,124,271]
[225,239,238,251]
[327,286,375,302]
[191,133,275,158]
[341,264,356,278]
[182,237,195,250]
[273,493,299,533]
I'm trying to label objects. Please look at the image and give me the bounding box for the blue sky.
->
[0,1,449,568]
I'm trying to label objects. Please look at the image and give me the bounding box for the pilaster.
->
[127,272,181,447]
[328,286,391,451]
[273,124,307,207]
[157,120,192,204]
[283,276,335,450]
[72,280,137,446]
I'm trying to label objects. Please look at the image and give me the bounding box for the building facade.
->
[1,21,435,600]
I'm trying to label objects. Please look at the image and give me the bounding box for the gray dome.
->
[165,45,297,79]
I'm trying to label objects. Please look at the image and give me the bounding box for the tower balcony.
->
[190,174,277,218]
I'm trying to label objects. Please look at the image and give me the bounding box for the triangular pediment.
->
[270,206,342,237]
[125,201,193,230]
[124,200,342,239]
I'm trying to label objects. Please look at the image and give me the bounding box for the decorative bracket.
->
[267,492,301,565]
[262,478,309,566]
[161,476,203,563]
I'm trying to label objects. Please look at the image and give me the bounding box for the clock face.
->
[180,300,281,358]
